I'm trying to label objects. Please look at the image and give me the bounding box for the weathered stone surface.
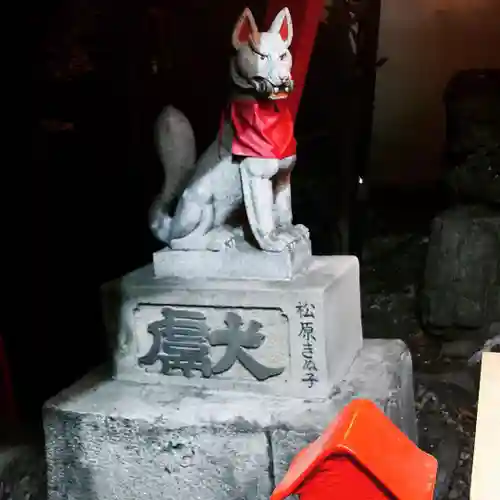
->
[446,146,500,204]
[43,339,416,500]
[45,406,270,500]
[101,256,363,399]
[421,206,500,337]
[153,232,312,280]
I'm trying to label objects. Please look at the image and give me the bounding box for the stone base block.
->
[43,339,417,500]
[153,232,312,280]
[421,205,500,337]
[101,256,363,399]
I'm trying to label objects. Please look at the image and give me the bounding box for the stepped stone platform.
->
[43,339,416,500]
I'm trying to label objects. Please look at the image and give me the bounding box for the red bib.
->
[228,98,296,159]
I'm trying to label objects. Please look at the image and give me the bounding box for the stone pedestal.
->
[153,232,312,280]
[43,339,417,500]
[102,256,363,399]
[43,246,419,500]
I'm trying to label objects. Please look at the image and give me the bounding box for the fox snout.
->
[276,75,292,86]
[269,72,293,92]
[252,76,293,95]
[254,66,292,87]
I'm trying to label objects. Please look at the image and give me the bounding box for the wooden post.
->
[264,0,324,120]
[470,352,500,500]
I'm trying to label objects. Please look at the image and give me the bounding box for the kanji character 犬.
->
[209,312,284,381]
[139,307,212,378]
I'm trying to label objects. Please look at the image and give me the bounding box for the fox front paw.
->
[276,221,310,240]
[289,223,310,241]
[206,227,237,251]
[258,228,301,252]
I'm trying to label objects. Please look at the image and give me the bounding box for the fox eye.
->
[260,54,266,61]
[279,53,287,60]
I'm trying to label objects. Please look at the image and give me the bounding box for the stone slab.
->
[43,339,416,500]
[153,232,312,280]
[421,205,500,337]
[101,256,363,399]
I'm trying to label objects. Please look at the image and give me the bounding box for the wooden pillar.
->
[264,0,324,120]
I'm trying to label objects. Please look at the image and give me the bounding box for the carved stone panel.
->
[135,305,290,384]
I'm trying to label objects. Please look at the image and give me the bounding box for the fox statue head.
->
[231,7,294,99]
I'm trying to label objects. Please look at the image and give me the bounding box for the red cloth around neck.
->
[228,98,296,159]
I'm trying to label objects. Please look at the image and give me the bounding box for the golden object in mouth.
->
[269,91,289,100]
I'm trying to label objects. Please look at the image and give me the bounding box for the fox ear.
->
[232,8,258,50]
[269,7,293,48]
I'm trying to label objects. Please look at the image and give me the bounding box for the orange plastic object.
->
[271,399,438,500]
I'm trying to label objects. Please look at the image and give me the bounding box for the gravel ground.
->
[361,225,480,500]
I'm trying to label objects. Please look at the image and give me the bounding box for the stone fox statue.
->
[149,7,309,252]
